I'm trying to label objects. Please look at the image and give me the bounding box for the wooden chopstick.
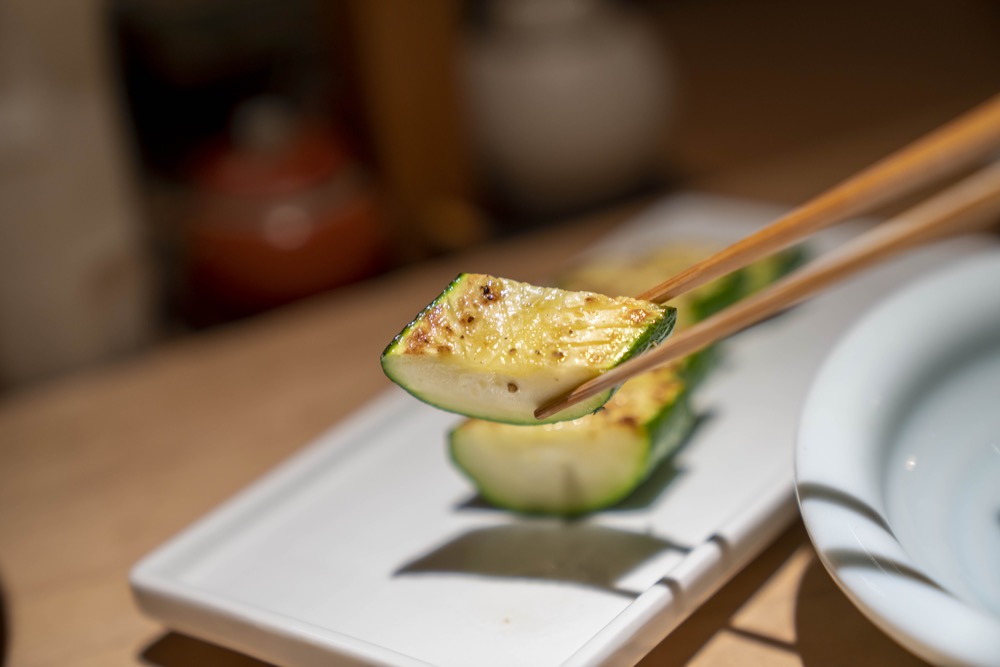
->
[637,93,1000,304]
[534,159,1000,420]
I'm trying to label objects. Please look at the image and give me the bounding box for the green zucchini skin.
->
[380,273,677,425]
[448,367,694,515]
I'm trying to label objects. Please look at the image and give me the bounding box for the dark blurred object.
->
[462,0,673,220]
[651,0,1000,184]
[110,0,391,327]
[181,98,386,325]
[111,0,335,178]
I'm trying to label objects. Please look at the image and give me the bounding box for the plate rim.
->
[795,250,1000,667]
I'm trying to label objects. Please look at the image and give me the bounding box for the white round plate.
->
[796,250,1000,667]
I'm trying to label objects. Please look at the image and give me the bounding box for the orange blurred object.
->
[182,100,387,323]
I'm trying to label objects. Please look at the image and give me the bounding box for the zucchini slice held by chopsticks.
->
[381,274,676,425]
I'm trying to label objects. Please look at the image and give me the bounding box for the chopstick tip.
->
[532,398,563,421]
[534,374,612,421]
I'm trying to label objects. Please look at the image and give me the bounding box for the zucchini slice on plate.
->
[449,364,694,515]
[381,273,677,425]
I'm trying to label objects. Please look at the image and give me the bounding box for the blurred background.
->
[1,0,998,390]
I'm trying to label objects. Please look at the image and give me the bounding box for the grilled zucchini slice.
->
[381,273,676,424]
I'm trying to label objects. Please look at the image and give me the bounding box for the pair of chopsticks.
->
[535,93,1000,421]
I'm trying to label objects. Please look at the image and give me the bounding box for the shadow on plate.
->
[396,522,691,597]
[795,481,895,534]
[796,481,947,591]
[141,632,275,667]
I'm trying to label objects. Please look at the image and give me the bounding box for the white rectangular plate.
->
[131,193,985,667]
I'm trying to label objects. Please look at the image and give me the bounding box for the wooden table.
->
[2,107,973,667]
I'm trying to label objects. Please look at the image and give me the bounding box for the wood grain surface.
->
[8,83,995,667]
